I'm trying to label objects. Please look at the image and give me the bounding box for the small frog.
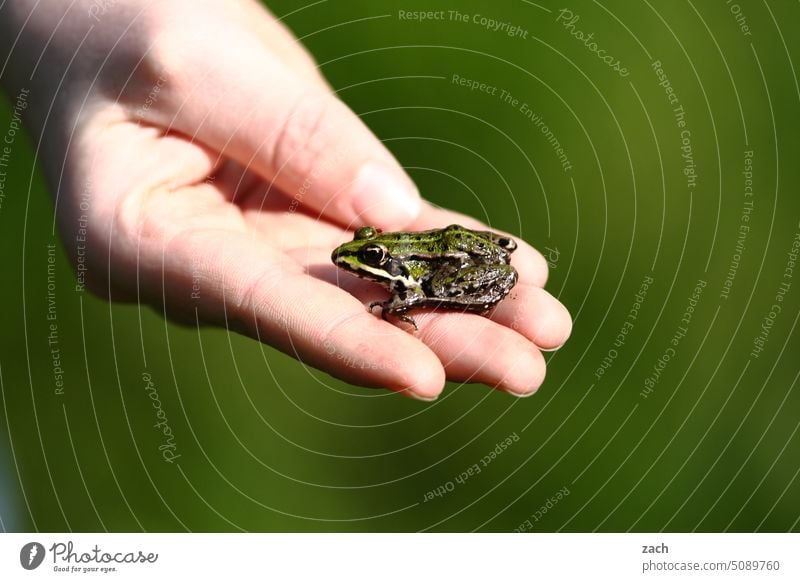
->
[331,224,518,330]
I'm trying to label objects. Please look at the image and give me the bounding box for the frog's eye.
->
[358,243,389,267]
[355,226,380,240]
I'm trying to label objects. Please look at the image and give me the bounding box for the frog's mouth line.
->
[332,253,418,288]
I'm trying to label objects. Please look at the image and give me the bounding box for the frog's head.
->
[331,226,398,284]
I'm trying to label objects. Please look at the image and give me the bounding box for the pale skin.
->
[0,0,572,400]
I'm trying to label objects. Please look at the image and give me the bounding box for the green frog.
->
[331,224,519,329]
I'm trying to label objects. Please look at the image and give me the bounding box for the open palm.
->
[5,0,571,400]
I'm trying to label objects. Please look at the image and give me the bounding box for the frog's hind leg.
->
[427,264,518,313]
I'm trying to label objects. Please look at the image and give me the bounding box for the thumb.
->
[142,15,421,230]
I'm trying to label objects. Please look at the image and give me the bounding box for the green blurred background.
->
[1,0,798,532]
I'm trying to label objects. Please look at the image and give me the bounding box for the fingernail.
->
[404,389,439,402]
[540,344,565,352]
[351,161,421,227]
[503,387,538,398]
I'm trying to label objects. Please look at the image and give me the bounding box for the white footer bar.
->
[0,533,797,581]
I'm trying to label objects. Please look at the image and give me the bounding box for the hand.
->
[1,0,572,400]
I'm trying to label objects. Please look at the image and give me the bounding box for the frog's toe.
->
[379,307,419,331]
[396,313,419,331]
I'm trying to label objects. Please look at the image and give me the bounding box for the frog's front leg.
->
[370,285,427,330]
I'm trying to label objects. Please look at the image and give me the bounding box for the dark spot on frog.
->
[497,237,517,251]
[386,261,404,278]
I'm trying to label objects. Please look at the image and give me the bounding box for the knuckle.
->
[269,93,334,181]
[230,265,293,337]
